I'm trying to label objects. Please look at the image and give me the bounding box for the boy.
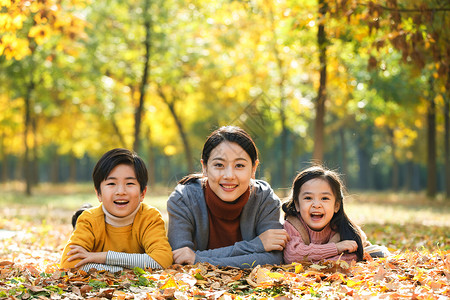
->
[61,148,172,272]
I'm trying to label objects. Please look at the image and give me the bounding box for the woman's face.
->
[202,141,258,202]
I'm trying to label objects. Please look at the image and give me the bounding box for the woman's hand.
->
[335,240,358,254]
[67,245,107,268]
[173,247,196,265]
[259,229,290,252]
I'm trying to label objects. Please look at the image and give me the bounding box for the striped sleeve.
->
[81,263,123,273]
[106,251,163,269]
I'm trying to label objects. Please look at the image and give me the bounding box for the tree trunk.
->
[268,2,288,191]
[24,71,34,196]
[357,126,373,190]
[157,86,194,173]
[426,77,437,198]
[111,114,126,147]
[147,128,155,186]
[389,128,399,191]
[339,128,348,185]
[51,148,60,184]
[69,152,77,183]
[405,159,413,191]
[31,113,39,186]
[291,135,299,179]
[0,133,6,182]
[445,74,450,199]
[167,101,194,173]
[133,0,152,153]
[280,122,288,191]
[312,0,328,162]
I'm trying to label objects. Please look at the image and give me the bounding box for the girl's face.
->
[295,178,340,231]
[202,141,258,202]
[96,164,146,217]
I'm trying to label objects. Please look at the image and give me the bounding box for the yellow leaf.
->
[267,272,284,280]
[434,94,444,105]
[295,263,303,274]
[112,290,127,300]
[12,14,25,30]
[374,116,386,128]
[346,279,362,287]
[160,277,177,290]
[164,145,177,156]
[28,24,52,45]
[0,0,11,7]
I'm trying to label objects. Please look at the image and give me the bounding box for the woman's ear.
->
[201,159,207,177]
[251,159,260,179]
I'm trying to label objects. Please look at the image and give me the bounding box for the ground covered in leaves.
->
[0,191,449,299]
[0,220,448,299]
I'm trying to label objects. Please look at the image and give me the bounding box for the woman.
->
[167,126,289,268]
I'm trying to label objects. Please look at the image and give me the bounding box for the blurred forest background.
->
[0,0,449,198]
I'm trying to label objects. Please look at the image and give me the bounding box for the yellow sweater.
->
[61,203,172,269]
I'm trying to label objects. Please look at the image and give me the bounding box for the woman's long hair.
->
[282,165,364,260]
[178,126,259,184]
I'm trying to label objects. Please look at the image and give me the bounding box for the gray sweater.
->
[167,179,284,268]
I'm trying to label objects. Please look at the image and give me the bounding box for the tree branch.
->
[358,1,450,13]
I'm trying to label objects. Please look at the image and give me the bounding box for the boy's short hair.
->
[93,148,148,194]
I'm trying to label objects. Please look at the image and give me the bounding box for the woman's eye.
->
[127,182,136,185]
[236,164,245,168]
[322,197,330,201]
[214,163,224,168]
[106,182,115,186]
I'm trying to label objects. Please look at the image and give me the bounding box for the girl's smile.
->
[296,178,340,231]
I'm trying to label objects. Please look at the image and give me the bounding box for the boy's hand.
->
[67,245,107,268]
[335,240,358,254]
[259,229,290,252]
[172,247,195,265]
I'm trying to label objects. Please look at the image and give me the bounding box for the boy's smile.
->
[96,164,147,218]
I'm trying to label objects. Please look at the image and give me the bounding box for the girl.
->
[283,166,369,263]
[167,126,289,268]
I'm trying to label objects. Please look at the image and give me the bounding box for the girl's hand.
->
[335,240,358,253]
[259,229,290,252]
[173,247,196,265]
[67,245,107,268]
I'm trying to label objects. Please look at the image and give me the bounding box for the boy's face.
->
[96,164,146,218]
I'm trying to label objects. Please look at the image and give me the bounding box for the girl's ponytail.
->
[178,173,203,185]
